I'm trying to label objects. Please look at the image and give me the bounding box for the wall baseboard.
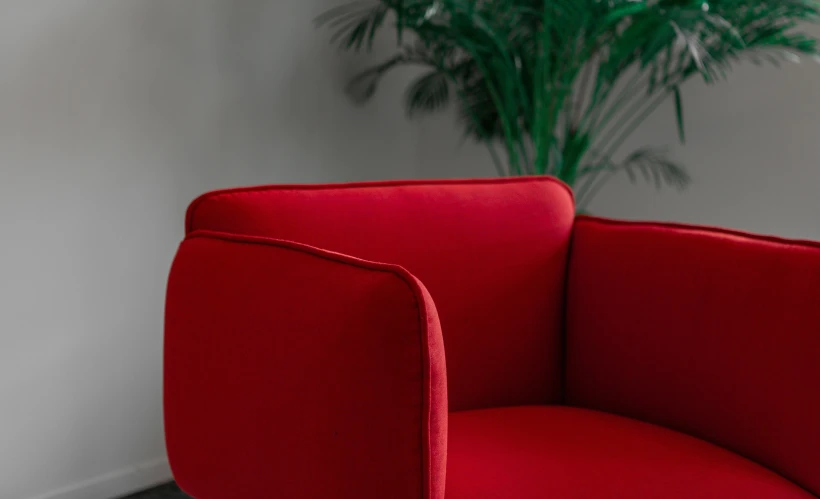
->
[25,457,172,499]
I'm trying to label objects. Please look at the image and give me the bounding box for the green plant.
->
[317,0,820,209]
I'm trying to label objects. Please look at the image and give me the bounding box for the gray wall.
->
[0,2,419,499]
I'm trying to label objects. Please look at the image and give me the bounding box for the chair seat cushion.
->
[446,406,812,499]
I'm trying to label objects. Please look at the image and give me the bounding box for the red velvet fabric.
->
[165,231,447,499]
[447,406,815,499]
[165,178,819,498]
[566,216,820,496]
[184,178,575,411]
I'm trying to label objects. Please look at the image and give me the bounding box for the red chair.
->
[165,177,820,498]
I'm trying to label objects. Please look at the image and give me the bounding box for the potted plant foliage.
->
[318,0,820,209]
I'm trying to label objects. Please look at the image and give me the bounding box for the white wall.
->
[417,29,820,241]
[0,2,419,499]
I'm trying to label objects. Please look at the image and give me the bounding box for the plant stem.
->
[468,52,522,174]
[577,86,678,207]
[578,170,615,210]
[485,140,507,176]
[519,135,533,175]
[574,153,604,200]
[533,8,550,175]
[590,68,648,135]
[573,58,595,129]
[441,43,522,175]
[599,86,676,160]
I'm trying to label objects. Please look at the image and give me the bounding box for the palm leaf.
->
[405,70,451,116]
[345,54,406,104]
[316,1,388,52]
[620,147,691,190]
[672,85,685,144]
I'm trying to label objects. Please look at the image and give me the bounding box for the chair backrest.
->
[185,177,575,411]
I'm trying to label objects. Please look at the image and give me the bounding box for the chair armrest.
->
[165,231,447,499]
[566,216,820,496]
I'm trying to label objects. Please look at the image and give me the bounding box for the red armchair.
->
[165,177,820,498]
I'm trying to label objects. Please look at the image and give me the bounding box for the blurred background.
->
[0,2,817,499]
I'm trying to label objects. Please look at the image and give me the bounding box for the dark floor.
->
[120,482,190,499]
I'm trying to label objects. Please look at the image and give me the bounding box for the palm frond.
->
[580,147,689,188]
[405,69,451,117]
[345,54,406,104]
[576,146,690,208]
[621,147,691,190]
[457,81,503,141]
[316,1,389,52]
